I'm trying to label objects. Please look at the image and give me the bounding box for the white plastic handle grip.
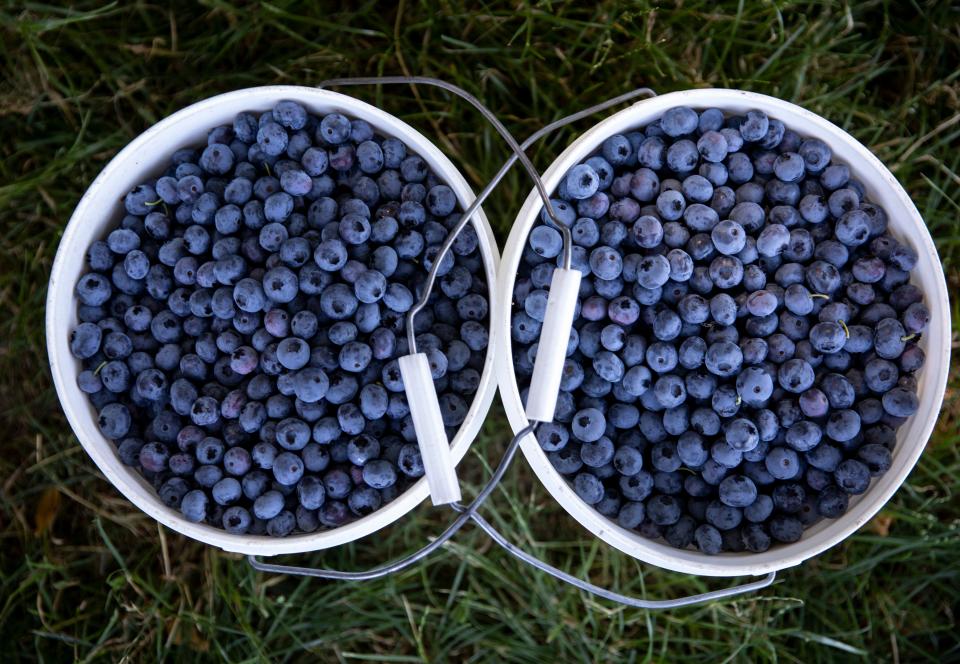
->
[398,353,462,505]
[525,268,582,422]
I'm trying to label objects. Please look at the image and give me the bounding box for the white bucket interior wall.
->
[46,86,501,556]
[495,88,951,577]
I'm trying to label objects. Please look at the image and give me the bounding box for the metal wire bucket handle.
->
[248,426,775,608]
[248,77,777,608]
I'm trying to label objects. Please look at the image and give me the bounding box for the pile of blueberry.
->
[69,100,491,536]
[513,106,929,554]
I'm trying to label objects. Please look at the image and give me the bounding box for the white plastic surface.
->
[46,86,500,556]
[399,353,462,505]
[525,268,582,422]
[495,89,951,577]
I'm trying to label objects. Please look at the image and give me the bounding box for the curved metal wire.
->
[249,420,775,608]
[459,505,778,609]
[317,77,655,353]
[249,80,777,609]
[247,422,535,581]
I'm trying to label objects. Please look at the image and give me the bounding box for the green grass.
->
[2,0,959,661]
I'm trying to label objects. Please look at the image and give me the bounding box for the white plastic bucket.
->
[46,86,500,556]
[495,88,951,577]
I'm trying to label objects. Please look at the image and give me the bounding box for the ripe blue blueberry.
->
[666,140,698,173]
[705,341,742,377]
[882,386,919,417]
[180,490,208,522]
[565,164,600,199]
[660,107,698,137]
[719,475,758,508]
[696,130,728,163]
[648,495,683,526]
[739,110,769,142]
[362,459,397,489]
[636,254,671,289]
[571,408,606,443]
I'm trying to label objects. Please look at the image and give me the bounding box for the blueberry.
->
[76,273,112,307]
[778,358,815,393]
[705,500,742,530]
[709,438,743,468]
[570,407,605,443]
[210,477,241,506]
[587,245,621,281]
[661,107,698,137]
[564,163,600,199]
[270,451,303,486]
[834,459,870,494]
[69,322,103,359]
[852,445,891,479]
[255,122,289,158]
[691,127,728,162]
[77,368,103,394]
[362,459,397,489]
[572,473,604,505]
[646,342,678,374]
[124,183,158,215]
[636,254,671,289]
[711,220,746,255]
[665,251,694,285]
[158,477,191,508]
[107,228,141,256]
[735,523,769,552]
[705,341,742,377]
[666,139,699,173]
[833,209,870,247]
[765,446,800,480]
[199,143,235,175]
[218,506,251,535]
[616,501,646,529]
[744,494,774,523]
[898,300,929,336]
[744,290,777,318]
[622,365,652,397]
[623,169,657,204]
[798,138,831,173]
[809,321,847,354]
[652,309,681,341]
[882,386,919,417]
[651,374,684,408]
[311,501,346,528]
[874,318,907,360]
[769,151,802,182]
[652,190,686,226]
[708,255,743,289]
[686,523,722,555]
[677,295,709,327]
[736,112,769,144]
[664,515,697,548]
[784,420,822,452]
[647,495,682,526]
[344,486,380,516]
[719,475,758,508]
[180,490,208,522]
[900,344,925,373]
